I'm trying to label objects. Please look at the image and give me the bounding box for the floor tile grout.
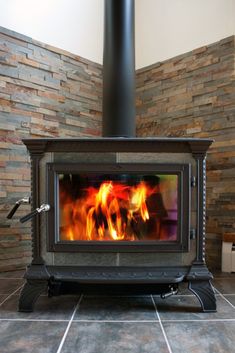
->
[223,293,235,296]
[56,295,83,353]
[151,295,173,353]
[0,317,235,323]
[66,319,159,323]
[0,285,24,307]
[73,318,235,323]
[0,318,70,322]
[161,319,235,322]
[215,289,235,309]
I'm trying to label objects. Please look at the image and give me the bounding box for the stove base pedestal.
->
[189,280,216,312]
[18,280,48,312]
[186,262,216,312]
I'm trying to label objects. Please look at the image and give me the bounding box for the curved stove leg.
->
[18,280,48,312]
[189,280,216,312]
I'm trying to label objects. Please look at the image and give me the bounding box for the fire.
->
[60,179,156,241]
[130,182,149,222]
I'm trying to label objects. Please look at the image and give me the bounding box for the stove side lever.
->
[20,204,50,223]
[7,197,31,219]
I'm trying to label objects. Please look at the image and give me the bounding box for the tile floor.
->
[0,270,234,353]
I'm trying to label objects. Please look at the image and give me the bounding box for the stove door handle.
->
[20,204,50,223]
[7,197,31,219]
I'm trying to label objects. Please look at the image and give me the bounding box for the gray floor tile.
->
[61,322,168,353]
[154,295,235,320]
[223,294,235,307]
[74,295,156,321]
[212,278,235,294]
[0,279,24,294]
[0,294,79,320]
[0,320,66,353]
[163,321,235,353]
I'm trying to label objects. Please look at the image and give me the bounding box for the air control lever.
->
[20,204,50,223]
[7,197,31,219]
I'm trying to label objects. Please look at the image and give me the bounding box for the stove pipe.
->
[102,0,136,137]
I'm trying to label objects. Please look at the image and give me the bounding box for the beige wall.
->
[0,0,235,68]
[0,0,104,65]
[136,0,235,68]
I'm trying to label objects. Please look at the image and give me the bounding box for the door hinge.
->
[191,176,197,187]
[190,228,196,240]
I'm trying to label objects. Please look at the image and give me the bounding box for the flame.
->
[130,182,149,221]
[60,180,156,241]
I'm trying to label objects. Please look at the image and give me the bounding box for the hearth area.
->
[17,137,216,312]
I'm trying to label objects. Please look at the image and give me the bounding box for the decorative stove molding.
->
[23,137,213,154]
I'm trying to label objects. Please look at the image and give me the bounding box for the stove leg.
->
[18,280,48,312]
[189,280,216,312]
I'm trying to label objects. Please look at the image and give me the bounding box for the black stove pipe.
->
[102,0,136,137]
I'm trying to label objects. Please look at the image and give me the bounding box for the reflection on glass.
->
[59,173,178,242]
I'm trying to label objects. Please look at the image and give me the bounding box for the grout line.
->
[0,318,70,322]
[214,292,235,296]
[0,285,24,307]
[161,319,235,322]
[56,295,83,353]
[73,319,158,323]
[0,317,235,323]
[81,294,152,298]
[215,288,235,309]
[151,295,173,353]
[221,293,235,296]
[72,318,235,323]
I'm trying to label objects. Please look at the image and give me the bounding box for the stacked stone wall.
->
[136,36,235,269]
[0,27,102,271]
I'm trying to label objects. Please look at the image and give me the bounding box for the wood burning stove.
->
[14,137,216,312]
[7,0,216,312]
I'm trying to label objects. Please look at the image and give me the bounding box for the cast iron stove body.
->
[18,137,216,312]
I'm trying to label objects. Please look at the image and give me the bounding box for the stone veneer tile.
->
[54,152,117,163]
[53,253,118,266]
[136,36,235,271]
[119,253,183,266]
[117,152,195,165]
[0,26,102,272]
